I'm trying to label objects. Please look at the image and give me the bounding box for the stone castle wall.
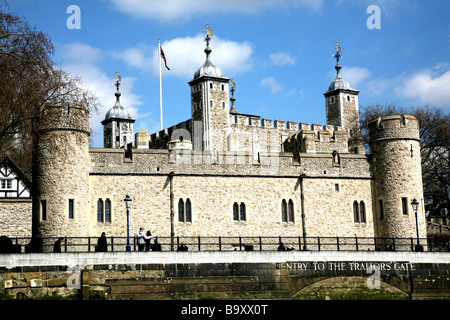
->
[369,115,426,239]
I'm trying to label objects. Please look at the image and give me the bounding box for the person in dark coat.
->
[53,237,64,253]
[96,232,108,252]
[177,242,188,251]
[145,231,153,251]
[152,237,162,251]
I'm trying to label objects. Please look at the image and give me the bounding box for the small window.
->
[210,83,213,89]
[41,200,47,221]
[332,151,340,165]
[335,184,339,192]
[68,199,74,219]
[222,101,225,109]
[210,100,213,108]
[221,84,224,91]
[331,96,335,103]
[379,200,384,220]
[401,197,408,215]
[347,95,350,102]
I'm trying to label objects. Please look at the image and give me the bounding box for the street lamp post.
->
[124,195,132,252]
[411,198,423,251]
[169,171,175,251]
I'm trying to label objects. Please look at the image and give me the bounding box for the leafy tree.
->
[0,7,99,174]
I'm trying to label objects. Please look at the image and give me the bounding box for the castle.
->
[0,30,426,248]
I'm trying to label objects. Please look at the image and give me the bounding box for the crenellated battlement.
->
[38,104,90,134]
[283,124,349,154]
[368,115,420,144]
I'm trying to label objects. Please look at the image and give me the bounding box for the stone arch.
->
[291,276,410,300]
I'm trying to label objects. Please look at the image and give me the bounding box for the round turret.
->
[34,104,90,240]
[368,115,426,245]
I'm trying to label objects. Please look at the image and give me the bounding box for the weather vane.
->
[230,78,236,96]
[202,23,212,45]
[113,71,121,91]
[332,41,341,65]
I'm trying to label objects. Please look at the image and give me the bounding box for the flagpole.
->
[158,40,163,130]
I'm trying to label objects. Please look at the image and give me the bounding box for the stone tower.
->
[369,115,427,244]
[101,72,135,148]
[324,42,360,133]
[188,24,230,154]
[34,104,90,238]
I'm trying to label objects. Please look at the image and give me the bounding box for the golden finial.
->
[202,23,212,37]
[335,41,341,52]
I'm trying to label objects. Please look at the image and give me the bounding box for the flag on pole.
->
[160,46,170,70]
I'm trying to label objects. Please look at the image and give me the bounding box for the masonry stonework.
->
[0,38,426,250]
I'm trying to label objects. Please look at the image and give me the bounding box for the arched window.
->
[281,199,287,222]
[359,201,366,223]
[185,198,192,222]
[288,199,294,222]
[105,199,111,223]
[233,202,246,221]
[97,199,104,222]
[178,198,192,223]
[178,199,184,222]
[240,203,246,221]
[353,201,359,223]
[332,151,340,166]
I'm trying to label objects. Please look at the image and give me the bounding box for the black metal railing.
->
[1,235,447,253]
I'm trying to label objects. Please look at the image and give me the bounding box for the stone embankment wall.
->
[1,251,449,300]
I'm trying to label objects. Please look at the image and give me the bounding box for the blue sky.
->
[7,0,450,147]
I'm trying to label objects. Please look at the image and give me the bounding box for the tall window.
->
[97,199,103,222]
[288,200,294,222]
[178,199,184,222]
[105,199,111,223]
[233,202,246,221]
[379,200,384,220]
[281,199,287,222]
[353,201,359,223]
[359,201,366,223]
[185,199,192,222]
[178,198,192,223]
[354,201,366,223]
[68,199,74,219]
[41,200,47,221]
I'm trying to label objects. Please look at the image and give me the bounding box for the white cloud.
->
[260,76,283,94]
[60,43,145,146]
[341,66,371,88]
[269,52,296,66]
[394,66,450,107]
[105,0,323,22]
[115,34,253,79]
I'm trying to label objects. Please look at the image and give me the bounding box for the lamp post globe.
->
[124,195,132,252]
